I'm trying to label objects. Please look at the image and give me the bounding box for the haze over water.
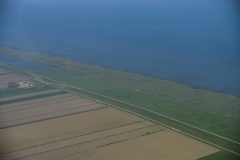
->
[0,0,240,96]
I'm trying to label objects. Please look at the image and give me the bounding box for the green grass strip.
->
[0,91,66,105]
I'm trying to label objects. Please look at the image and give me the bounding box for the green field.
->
[0,46,239,159]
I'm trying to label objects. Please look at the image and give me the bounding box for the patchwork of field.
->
[0,88,219,160]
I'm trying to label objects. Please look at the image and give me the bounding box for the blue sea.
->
[0,0,239,96]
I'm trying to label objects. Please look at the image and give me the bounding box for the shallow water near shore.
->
[0,54,48,70]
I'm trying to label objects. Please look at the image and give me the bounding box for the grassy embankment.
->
[0,46,240,159]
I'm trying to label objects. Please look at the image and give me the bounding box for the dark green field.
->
[0,46,239,159]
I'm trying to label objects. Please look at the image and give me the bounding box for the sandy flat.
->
[0,89,61,102]
[0,107,143,154]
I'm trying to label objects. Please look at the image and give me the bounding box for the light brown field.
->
[5,125,219,160]
[53,130,219,160]
[0,93,76,110]
[0,94,79,113]
[0,88,219,160]
[0,74,28,85]
[1,121,154,160]
[0,104,106,129]
[17,125,164,160]
[0,88,61,102]
[0,98,97,122]
[0,107,143,154]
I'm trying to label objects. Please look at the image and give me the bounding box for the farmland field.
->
[0,84,220,160]
[0,86,56,98]
[0,94,77,113]
[0,89,61,102]
[0,47,239,159]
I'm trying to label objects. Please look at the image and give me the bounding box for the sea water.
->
[0,0,239,96]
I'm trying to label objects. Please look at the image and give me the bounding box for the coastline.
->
[0,45,239,120]
[1,46,240,154]
[0,45,239,98]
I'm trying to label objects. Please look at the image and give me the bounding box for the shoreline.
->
[0,45,239,98]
